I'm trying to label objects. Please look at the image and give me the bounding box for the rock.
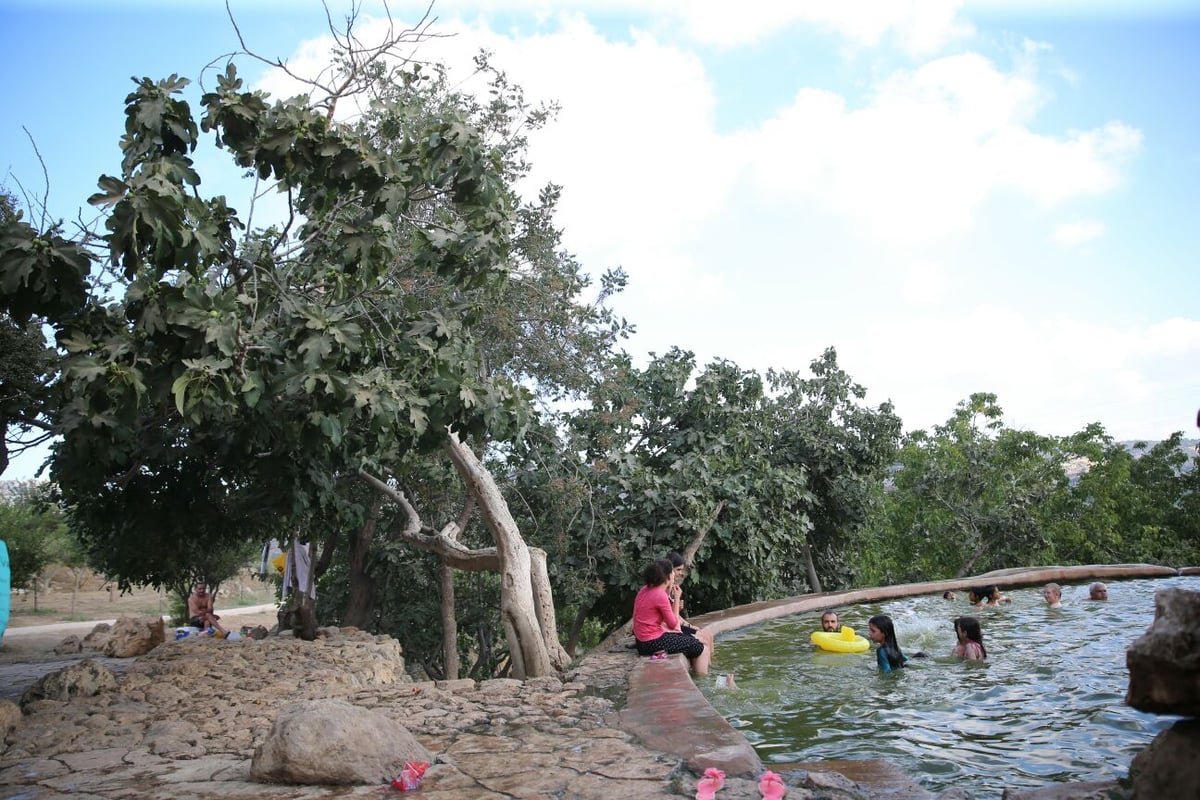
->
[1002,781,1126,799]
[250,698,432,785]
[248,625,269,640]
[20,658,117,706]
[81,622,111,651]
[1125,588,1200,715]
[805,768,863,795]
[0,699,20,736]
[53,635,83,655]
[103,614,166,658]
[1128,718,1200,800]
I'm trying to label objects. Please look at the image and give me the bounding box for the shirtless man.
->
[187,581,225,634]
[820,611,840,632]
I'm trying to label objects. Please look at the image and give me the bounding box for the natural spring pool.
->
[698,575,1198,798]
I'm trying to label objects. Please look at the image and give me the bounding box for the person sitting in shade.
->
[187,581,226,636]
[1042,583,1063,608]
[1089,582,1109,600]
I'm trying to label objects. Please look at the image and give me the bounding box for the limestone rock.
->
[1125,588,1200,715]
[20,658,117,706]
[0,699,21,737]
[53,634,83,655]
[250,698,432,785]
[103,614,166,658]
[81,622,111,651]
[1128,718,1200,800]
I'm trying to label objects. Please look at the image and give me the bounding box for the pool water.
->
[699,575,1198,798]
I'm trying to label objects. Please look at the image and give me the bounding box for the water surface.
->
[699,575,1197,798]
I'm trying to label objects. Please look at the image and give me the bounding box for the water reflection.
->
[700,575,1197,798]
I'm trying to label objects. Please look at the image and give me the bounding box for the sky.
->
[2,0,1199,480]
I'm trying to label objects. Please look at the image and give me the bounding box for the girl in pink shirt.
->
[632,558,707,672]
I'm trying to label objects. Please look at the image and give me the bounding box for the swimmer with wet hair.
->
[868,615,909,673]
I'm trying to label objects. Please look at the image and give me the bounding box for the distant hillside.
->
[1064,438,1198,482]
[1120,438,1198,471]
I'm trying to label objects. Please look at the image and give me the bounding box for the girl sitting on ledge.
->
[632,558,711,675]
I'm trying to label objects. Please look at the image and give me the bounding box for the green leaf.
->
[171,375,192,416]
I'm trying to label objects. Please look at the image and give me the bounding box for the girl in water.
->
[868,614,909,673]
[952,616,987,660]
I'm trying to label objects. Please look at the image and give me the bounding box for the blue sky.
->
[3,1,1199,479]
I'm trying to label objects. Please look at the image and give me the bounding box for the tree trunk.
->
[680,500,726,573]
[294,593,318,641]
[565,599,596,657]
[529,547,569,669]
[801,541,822,593]
[444,433,570,678]
[292,542,319,641]
[343,496,381,628]
[440,561,459,680]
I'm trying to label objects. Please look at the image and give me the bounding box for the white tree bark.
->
[444,433,566,678]
[357,433,570,678]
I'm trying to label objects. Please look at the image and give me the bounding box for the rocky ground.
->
[0,617,988,800]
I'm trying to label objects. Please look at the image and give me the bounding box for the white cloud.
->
[835,309,1200,439]
[902,261,948,305]
[1051,219,1104,246]
[737,53,1141,243]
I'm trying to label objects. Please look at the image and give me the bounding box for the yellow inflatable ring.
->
[810,625,870,654]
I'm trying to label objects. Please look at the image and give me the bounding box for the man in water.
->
[820,610,839,632]
[1042,583,1063,608]
[1089,582,1109,600]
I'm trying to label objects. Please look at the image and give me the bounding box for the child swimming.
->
[952,616,987,660]
[868,614,909,673]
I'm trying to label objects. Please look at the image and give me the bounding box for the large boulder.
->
[1128,719,1200,799]
[103,614,165,658]
[250,698,432,785]
[1125,588,1200,715]
[20,658,117,707]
